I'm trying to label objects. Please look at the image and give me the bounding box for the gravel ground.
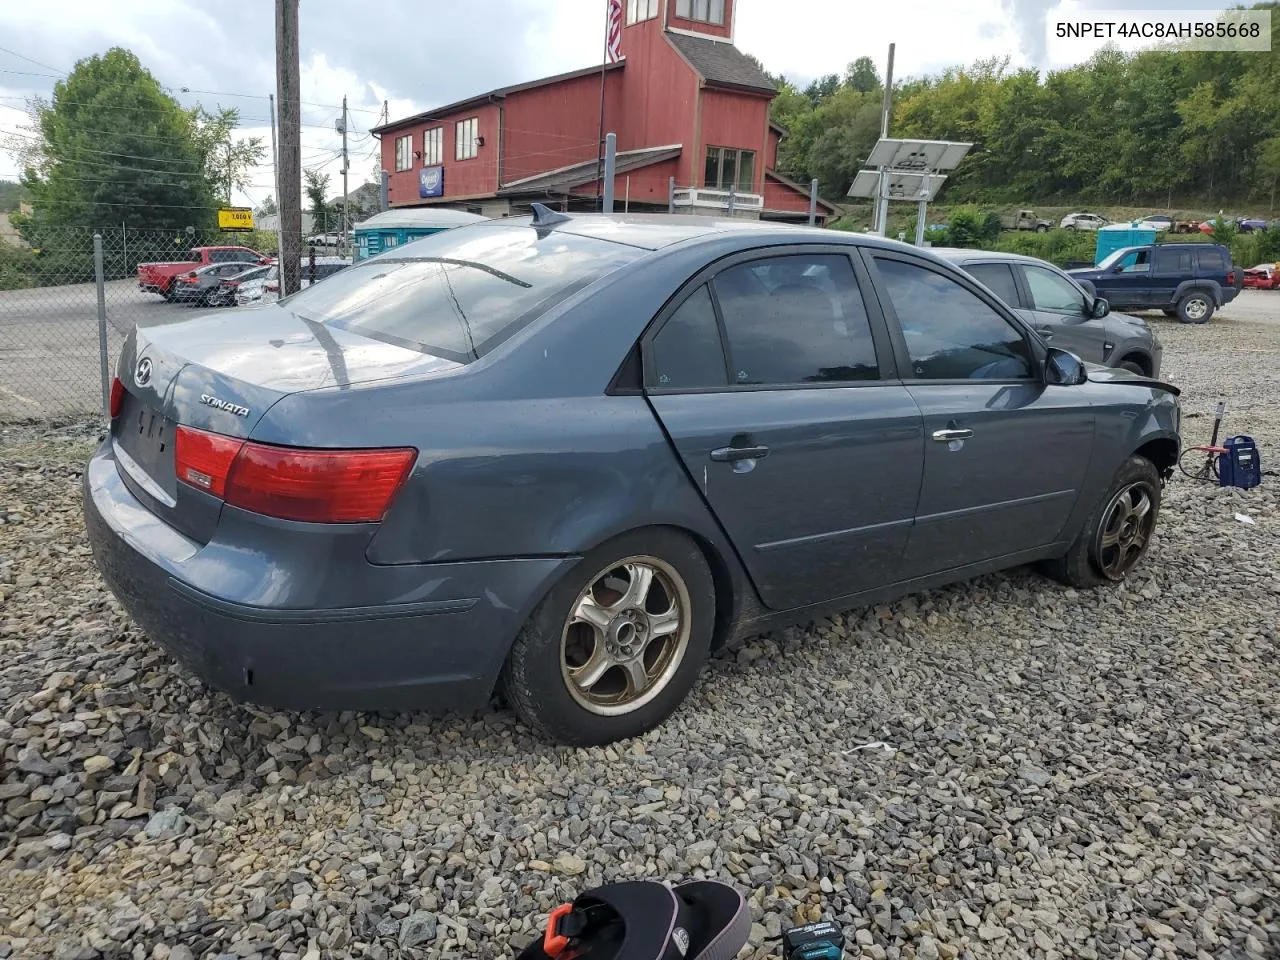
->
[1,306,1278,960]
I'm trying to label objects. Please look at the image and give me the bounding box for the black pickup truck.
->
[1068,242,1243,324]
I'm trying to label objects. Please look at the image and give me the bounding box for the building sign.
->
[217,207,255,232]
[419,166,444,198]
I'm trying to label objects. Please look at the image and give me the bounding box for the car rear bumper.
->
[83,439,576,713]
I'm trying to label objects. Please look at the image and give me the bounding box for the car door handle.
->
[931,428,974,442]
[710,444,770,462]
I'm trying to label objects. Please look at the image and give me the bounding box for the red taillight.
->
[109,377,125,418]
[175,426,242,498]
[180,273,198,284]
[1227,271,1235,285]
[224,280,240,287]
[174,426,415,523]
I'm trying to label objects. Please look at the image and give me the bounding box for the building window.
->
[627,0,659,23]
[676,0,725,24]
[455,117,478,161]
[394,134,412,172]
[423,127,442,166]
[704,146,756,191]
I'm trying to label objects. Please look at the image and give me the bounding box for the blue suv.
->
[1068,242,1242,324]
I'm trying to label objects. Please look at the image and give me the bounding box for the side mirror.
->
[1045,347,1088,386]
[1112,264,1125,273]
[1090,297,1110,319]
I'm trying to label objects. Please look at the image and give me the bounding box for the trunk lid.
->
[113,305,461,542]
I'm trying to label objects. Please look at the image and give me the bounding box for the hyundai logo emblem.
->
[135,357,153,386]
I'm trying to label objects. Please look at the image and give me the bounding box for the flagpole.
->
[596,0,610,212]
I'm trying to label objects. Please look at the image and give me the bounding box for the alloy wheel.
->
[560,556,691,716]
[1184,297,1209,321]
[1096,480,1157,580]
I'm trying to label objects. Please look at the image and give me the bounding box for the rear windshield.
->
[279,224,642,363]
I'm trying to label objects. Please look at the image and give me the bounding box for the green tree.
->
[304,168,331,222]
[194,107,266,204]
[804,74,841,106]
[843,57,880,94]
[257,194,278,216]
[0,180,21,212]
[14,47,217,230]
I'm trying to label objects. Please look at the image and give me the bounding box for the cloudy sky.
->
[0,0,1246,210]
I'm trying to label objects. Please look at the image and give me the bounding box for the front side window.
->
[395,134,412,172]
[626,0,659,23]
[713,254,879,385]
[1115,249,1151,273]
[676,0,726,24]
[1023,265,1087,315]
[423,127,442,166]
[455,118,478,161]
[649,285,727,389]
[704,147,756,191]
[280,224,642,364]
[874,257,1034,381]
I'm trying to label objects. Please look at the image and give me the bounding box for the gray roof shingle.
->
[666,33,777,94]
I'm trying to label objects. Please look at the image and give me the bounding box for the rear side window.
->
[649,285,727,389]
[965,263,1019,305]
[282,226,642,363]
[1196,247,1227,272]
[712,254,879,385]
[1154,248,1193,273]
[874,257,1034,381]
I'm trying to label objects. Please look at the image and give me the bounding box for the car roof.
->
[930,247,1055,267]
[438,212,933,257]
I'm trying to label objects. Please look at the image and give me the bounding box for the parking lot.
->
[0,296,1277,958]
[0,280,238,420]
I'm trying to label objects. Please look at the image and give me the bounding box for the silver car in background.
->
[936,249,1163,377]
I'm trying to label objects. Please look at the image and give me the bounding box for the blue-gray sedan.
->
[85,209,1182,745]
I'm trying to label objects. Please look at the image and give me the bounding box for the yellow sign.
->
[218,207,255,232]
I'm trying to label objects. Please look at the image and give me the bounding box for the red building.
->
[371,0,835,223]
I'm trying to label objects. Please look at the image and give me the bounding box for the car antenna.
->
[529,202,572,228]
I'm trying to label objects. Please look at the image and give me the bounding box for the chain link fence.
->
[0,226,323,422]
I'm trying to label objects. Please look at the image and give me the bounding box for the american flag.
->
[606,0,623,63]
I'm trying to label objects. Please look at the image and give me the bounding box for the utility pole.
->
[872,42,895,236]
[339,95,349,255]
[275,0,302,296]
[268,93,284,267]
[225,140,234,204]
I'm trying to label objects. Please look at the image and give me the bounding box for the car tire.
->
[500,528,715,746]
[1118,359,1147,376]
[1041,455,1162,589]
[1161,308,1178,317]
[1064,225,1076,231]
[1176,291,1214,324]
[1036,224,1049,233]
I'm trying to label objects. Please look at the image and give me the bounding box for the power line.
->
[0,68,61,79]
[177,86,383,115]
[0,46,67,76]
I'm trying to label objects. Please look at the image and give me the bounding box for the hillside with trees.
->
[768,1,1280,210]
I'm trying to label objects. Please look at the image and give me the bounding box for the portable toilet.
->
[353,208,487,261]
[1095,223,1158,265]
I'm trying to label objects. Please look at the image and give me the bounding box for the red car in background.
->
[1242,264,1280,290]
[137,246,273,300]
